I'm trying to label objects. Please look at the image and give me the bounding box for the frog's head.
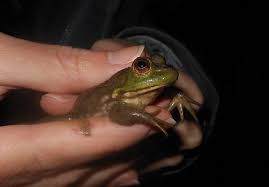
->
[112,55,178,107]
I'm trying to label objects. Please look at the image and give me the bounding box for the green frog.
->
[66,54,199,136]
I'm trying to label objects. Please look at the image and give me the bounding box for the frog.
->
[63,54,200,136]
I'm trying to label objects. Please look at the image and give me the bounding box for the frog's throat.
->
[122,85,165,98]
[121,90,161,108]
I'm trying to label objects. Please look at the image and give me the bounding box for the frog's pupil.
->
[137,60,147,69]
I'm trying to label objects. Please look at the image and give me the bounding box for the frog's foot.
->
[168,92,201,122]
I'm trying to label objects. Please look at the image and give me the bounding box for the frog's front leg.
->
[108,102,174,136]
[168,92,201,122]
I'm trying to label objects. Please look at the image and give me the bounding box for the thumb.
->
[0,33,144,93]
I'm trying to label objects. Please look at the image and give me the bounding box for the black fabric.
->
[1,0,122,46]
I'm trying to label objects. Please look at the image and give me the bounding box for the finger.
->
[5,160,137,187]
[140,155,184,174]
[27,164,138,187]
[0,33,144,93]
[91,39,135,51]
[107,170,139,187]
[40,93,78,115]
[175,121,203,150]
[0,110,173,182]
[91,38,149,57]
[175,71,204,109]
[20,167,91,187]
[79,163,137,187]
[137,122,202,175]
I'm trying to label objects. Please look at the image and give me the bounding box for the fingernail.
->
[118,179,140,186]
[166,118,177,125]
[44,94,76,103]
[108,45,144,64]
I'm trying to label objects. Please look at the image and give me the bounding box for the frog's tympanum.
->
[67,55,199,136]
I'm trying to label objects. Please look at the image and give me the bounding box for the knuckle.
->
[55,46,84,81]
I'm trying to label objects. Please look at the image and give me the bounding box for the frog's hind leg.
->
[168,92,201,122]
[109,103,173,136]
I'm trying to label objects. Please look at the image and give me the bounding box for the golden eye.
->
[132,57,151,74]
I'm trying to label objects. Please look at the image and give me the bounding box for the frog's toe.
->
[168,92,200,122]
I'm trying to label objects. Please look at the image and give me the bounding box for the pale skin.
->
[0,33,203,187]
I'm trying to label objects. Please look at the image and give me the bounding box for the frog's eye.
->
[132,57,151,75]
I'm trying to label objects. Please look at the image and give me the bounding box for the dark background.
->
[1,0,267,186]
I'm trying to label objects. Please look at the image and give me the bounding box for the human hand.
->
[0,33,203,186]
